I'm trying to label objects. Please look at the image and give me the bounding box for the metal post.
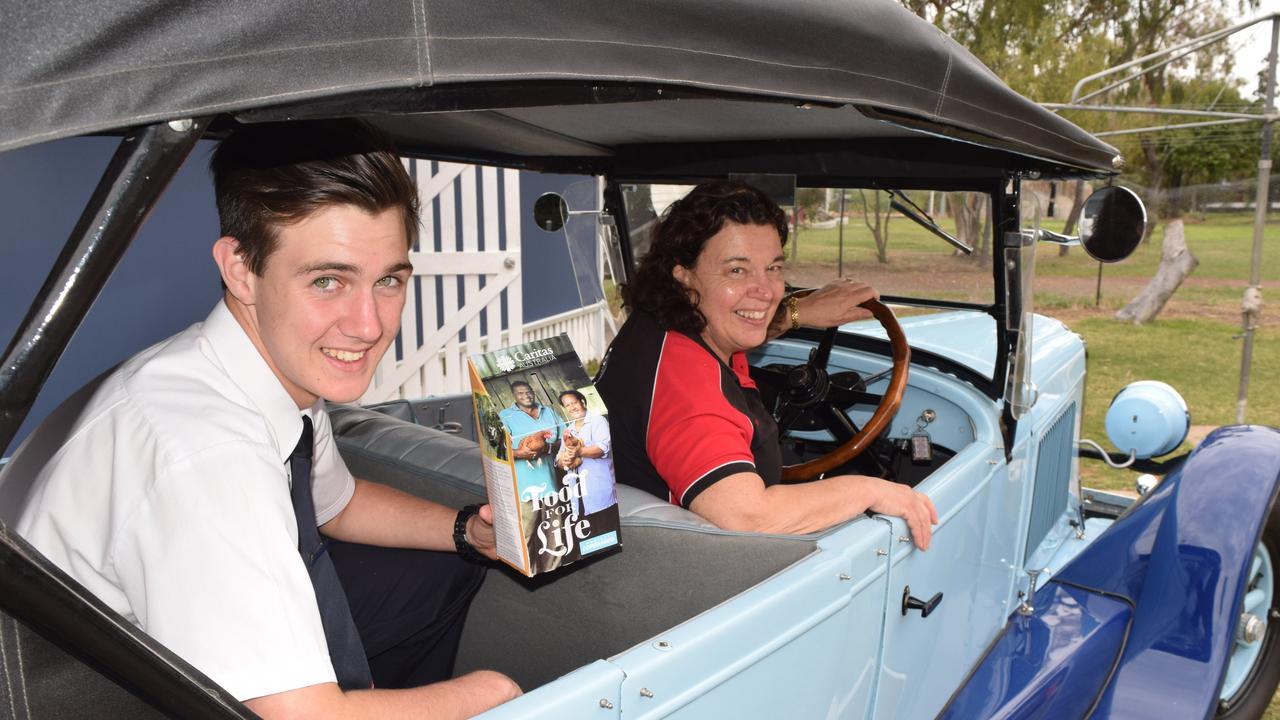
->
[1236,17,1278,424]
[1095,262,1104,307]
[0,120,206,455]
[837,191,847,277]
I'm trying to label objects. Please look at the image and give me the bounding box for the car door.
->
[872,442,1017,720]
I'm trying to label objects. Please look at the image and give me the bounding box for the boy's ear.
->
[212,236,257,305]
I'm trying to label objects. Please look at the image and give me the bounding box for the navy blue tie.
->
[289,415,372,690]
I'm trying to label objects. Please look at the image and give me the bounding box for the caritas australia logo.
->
[497,347,556,372]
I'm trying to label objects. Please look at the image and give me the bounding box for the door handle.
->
[901,585,943,617]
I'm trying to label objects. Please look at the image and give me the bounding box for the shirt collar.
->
[202,300,310,463]
[669,314,756,390]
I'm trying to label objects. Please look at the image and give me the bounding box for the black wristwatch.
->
[453,504,488,564]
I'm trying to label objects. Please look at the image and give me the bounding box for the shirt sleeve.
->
[647,339,757,508]
[113,442,336,702]
[589,414,611,457]
[312,407,355,525]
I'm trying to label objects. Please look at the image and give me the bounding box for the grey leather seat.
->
[328,404,818,690]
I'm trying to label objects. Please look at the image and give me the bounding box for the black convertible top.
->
[2,0,1119,176]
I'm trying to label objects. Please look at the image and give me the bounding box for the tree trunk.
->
[1059,180,1086,256]
[1139,135,1167,243]
[949,192,983,257]
[1114,219,1198,324]
[974,194,991,259]
[860,190,891,263]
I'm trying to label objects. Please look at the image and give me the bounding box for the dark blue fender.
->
[940,425,1280,720]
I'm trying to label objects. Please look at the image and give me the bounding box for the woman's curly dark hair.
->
[622,180,788,335]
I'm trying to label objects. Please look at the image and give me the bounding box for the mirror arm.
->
[1076,438,1136,469]
[1023,227,1081,246]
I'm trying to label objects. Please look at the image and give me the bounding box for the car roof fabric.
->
[1,0,1118,172]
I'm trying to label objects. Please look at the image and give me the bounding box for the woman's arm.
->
[688,471,937,548]
[767,278,879,340]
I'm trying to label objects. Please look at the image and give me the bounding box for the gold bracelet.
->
[788,295,800,330]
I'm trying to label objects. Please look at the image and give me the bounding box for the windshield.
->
[618,183,999,378]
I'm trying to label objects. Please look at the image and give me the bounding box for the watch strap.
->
[453,504,488,564]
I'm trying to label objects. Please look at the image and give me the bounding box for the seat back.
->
[0,608,165,720]
[0,522,252,719]
[329,404,818,691]
[330,402,489,507]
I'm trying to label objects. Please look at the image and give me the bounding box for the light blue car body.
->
[476,311,1162,720]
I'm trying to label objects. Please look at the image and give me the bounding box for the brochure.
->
[468,334,621,576]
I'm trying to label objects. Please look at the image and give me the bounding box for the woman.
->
[555,389,618,520]
[595,181,937,548]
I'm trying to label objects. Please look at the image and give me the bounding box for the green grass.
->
[1074,315,1280,491]
[789,220,970,266]
[1036,213,1280,282]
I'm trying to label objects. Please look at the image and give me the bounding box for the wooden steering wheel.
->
[756,297,910,482]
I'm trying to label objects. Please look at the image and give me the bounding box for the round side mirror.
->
[533,193,569,232]
[1079,186,1146,263]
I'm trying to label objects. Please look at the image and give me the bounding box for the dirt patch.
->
[1035,275,1274,329]
[1186,425,1217,446]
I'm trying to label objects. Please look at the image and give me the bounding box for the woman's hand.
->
[796,278,879,329]
[864,478,938,550]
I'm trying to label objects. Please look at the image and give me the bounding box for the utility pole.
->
[1236,17,1277,424]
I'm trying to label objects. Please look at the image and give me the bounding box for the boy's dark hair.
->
[210,119,420,276]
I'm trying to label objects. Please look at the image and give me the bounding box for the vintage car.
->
[1,1,1278,719]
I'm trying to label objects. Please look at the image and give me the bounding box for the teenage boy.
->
[11,120,520,719]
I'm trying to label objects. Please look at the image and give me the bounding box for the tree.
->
[857,190,893,263]
[1114,219,1199,323]
[949,192,991,259]
[901,0,1260,220]
[1158,81,1259,214]
[902,0,1258,324]
[795,188,827,225]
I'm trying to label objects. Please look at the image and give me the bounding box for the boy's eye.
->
[313,277,336,290]
[376,275,402,288]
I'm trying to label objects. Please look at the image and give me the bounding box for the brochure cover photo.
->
[468,334,621,577]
